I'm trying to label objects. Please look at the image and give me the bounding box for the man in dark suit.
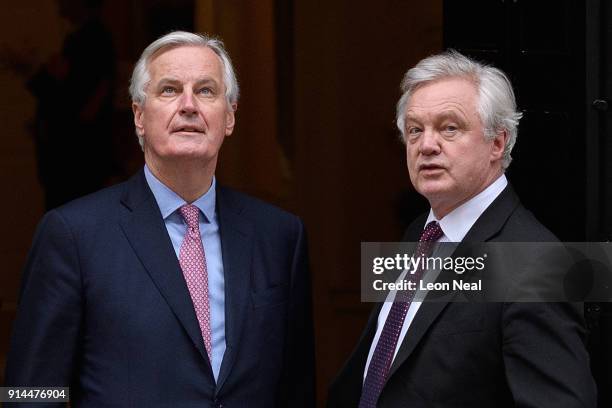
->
[328,51,596,407]
[4,31,315,407]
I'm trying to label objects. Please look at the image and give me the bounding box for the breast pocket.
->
[251,285,288,309]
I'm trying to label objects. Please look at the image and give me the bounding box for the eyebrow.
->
[155,77,220,87]
[405,110,468,123]
[404,113,421,123]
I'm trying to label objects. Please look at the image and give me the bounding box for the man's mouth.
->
[172,126,205,133]
[419,163,445,171]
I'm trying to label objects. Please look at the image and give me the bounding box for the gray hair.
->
[129,31,239,147]
[396,50,522,170]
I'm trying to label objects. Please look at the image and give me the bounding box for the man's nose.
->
[418,128,441,155]
[178,90,198,115]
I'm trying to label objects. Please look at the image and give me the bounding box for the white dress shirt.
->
[363,174,508,380]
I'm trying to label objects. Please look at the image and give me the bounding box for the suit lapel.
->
[118,171,212,367]
[215,186,254,391]
[386,184,521,379]
[461,184,520,243]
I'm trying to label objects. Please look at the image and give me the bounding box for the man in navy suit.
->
[5,31,315,407]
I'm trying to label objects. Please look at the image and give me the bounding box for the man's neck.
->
[427,174,508,242]
[431,170,504,220]
[145,160,215,203]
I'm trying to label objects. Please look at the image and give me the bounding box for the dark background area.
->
[0,0,610,405]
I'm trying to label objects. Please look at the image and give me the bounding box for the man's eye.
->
[161,86,176,95]
[407,127,422,138]
[198,87,213,95]
[442,124,459,135]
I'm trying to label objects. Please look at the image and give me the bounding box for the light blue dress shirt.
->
[144,165,226,381]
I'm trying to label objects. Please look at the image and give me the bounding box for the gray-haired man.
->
[5,31,315,407]
[328,51,596,408]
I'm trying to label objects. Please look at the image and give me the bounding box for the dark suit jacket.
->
[328,185,596,407]
[4,170,315,407]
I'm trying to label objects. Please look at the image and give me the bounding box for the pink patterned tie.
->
[178,204,212,359]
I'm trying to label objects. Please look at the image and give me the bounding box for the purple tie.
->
[359,221,443,408]
[178,204,212,359]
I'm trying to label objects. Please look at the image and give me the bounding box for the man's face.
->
[133,45,235,170]
[403,77,505,218]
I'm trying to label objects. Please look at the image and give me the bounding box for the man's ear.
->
[491,129,508,162]
[132,102,145,137]
[225,103,237,136]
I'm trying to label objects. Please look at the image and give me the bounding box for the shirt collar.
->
[425,174,508,242]
[143,164,216,223]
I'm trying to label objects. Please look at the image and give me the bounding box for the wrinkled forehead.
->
[405,76,480,118]
[147,45,224,80]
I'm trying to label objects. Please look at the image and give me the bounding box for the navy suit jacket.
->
[328,185,596,407]
[5,170,315,407]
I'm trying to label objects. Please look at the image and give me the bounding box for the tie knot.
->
[179,204,200,230]
[420,221,443,243]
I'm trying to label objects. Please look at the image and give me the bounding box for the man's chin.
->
[418,186,460,211]
[169,151,217,163]
[146,149,219,166]
[414,180,451,199]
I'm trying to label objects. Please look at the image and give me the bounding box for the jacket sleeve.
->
[502,301,597,407]
[278,217,316,407]
[3,210,83,407]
